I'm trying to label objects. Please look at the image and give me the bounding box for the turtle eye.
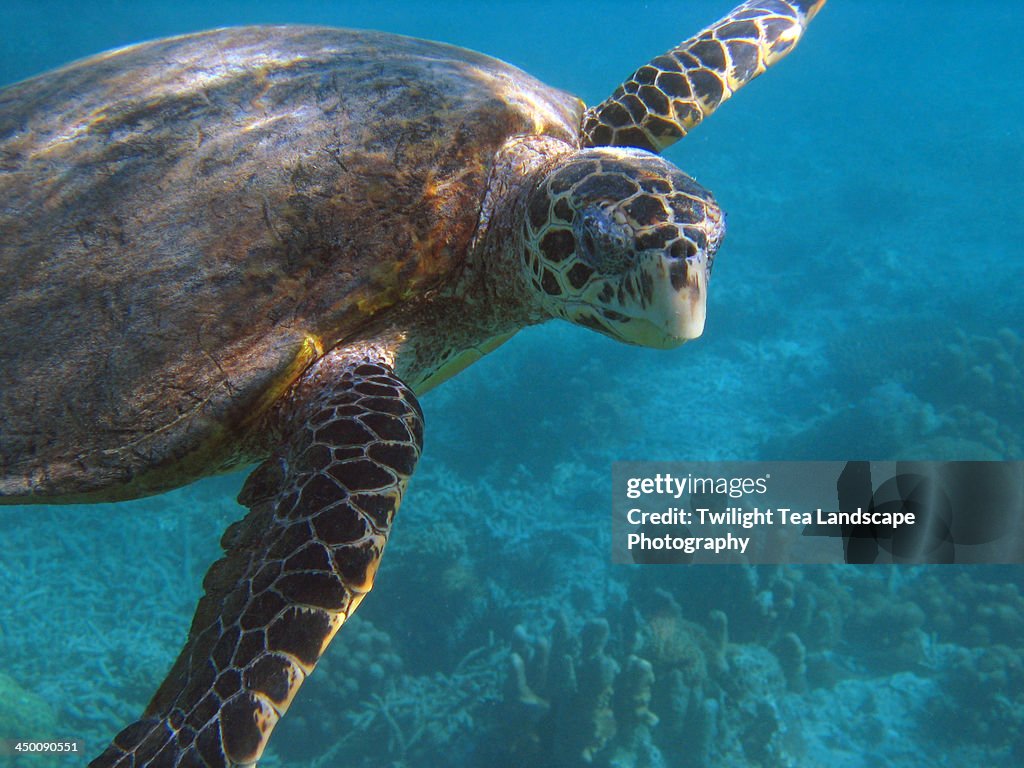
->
[573,205,634,274]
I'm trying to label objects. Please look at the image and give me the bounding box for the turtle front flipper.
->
[581,0,826,152]
[90,351,423,767]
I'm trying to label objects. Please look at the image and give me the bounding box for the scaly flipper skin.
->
[581,0,827,152]
[90,351,423,767]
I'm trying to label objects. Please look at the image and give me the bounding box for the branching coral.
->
[272,620,505,767]
[495,595,812,768]
[497,614,661,768]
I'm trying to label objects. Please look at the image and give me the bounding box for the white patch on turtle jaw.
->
[641,257,708,346]
[558,267,707,349]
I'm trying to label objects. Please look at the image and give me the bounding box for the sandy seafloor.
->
[1,1,1022,766]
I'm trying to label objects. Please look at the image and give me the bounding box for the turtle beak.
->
[614,252,708,349]
[564,214,721,349]
[559,251,708,346]
[649,255,708,346]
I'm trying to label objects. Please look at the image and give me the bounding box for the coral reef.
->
[788,324,1024,461]
[0,475,238,758]
[934,644,1024,751]
[492,593,816,768]
[270,616,404,762]
[270,617,506,768]
[939,327,1023,455]
[10,477,1019,768]
[496,614,662,768]
[484,573,1022,768]
[370,512,484,671]
[915,571,1024,647]
[843,591,928,672]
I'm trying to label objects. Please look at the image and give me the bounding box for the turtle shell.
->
[0,26,582,501]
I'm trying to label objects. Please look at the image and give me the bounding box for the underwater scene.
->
[1,0,1022,766]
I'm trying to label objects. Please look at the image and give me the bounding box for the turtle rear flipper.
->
[90,352,423,767]
[582,0,826,152]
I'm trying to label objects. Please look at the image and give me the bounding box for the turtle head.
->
[521,147,724,348]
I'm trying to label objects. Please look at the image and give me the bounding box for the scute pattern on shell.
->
[0,26,582,502]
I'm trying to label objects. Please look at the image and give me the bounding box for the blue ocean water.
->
[1,1,1022,766]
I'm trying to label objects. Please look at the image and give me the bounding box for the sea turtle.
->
[0,0,826,764]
